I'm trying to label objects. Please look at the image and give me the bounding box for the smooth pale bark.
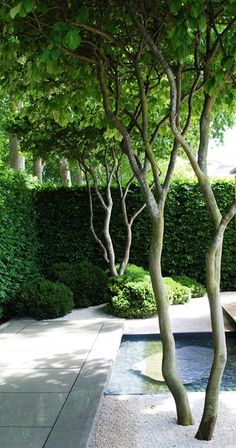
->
[149,213,193,426]
[9,135,25,171]
[60,158,72,186]
[33,156,44,183]
[195,252,226,439]
[85,171,118,277]
[118,180,146,276]
[195,201,236,440]
[76,162,84,186]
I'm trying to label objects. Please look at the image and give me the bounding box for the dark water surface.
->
[107,332,236,394]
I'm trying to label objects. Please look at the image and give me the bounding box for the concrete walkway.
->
[0,317,123,448]
[0,292,235,448]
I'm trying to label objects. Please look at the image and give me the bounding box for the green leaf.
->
[222,56,234,71]
[198,15,207,32]
[191,4,199,19]
[170,0,182,14]
[63,29,81,51]
[22,0,33,14]
[204,78,217,96]
[10,2,22,19]
[76,7,89,24]
[13,0,33,17]
[215,70,225,85]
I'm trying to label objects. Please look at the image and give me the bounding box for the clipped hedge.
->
[0,170,39,318]
[35,180,236,291]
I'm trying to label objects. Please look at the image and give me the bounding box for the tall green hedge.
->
[35,180,236,291]
[0,170,39,317]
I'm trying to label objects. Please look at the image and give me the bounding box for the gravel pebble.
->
[88,392,236,448]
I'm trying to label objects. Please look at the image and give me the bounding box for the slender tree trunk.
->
[60,158,72,186]
[85,171,118,277]
[76,163,84,186]
[195,201,236,440]
[9,101,25,171]
[103,201,118,276]
[118,223,132,275]
[149,212,193,426]
[33,156,44,183]
[9,135,25,171]
[196,246,226,440]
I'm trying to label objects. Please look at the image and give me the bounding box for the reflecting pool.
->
[107,332,236,394]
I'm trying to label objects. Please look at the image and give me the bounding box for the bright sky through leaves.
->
[208,127,236,177]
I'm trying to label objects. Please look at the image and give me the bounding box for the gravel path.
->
[85,293,236,448]
[88,392,236,448]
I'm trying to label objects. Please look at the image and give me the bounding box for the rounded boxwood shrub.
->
[107,264,191,318]
[50,261,108,308]
[111,279,157,319]
[122,264,149,281]
[164,277,191,305]
[173,275,206,298]
[16,278,74,320]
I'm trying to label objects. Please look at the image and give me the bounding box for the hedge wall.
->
[0,171,40,318]
[35,180,236,291]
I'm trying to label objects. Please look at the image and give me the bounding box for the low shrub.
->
[16,278,74,320]
[164,277,191,305]
[111,279,157,319]
[50,261,108,308]
[173,275,206,298]
[107,264,190,318]
[122,264,149,281]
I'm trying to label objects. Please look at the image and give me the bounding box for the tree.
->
[12,113,146,276]
[75,127,146,276]
[129,1,236,439]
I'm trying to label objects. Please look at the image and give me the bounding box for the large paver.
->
[0,392,67,427]
[43,322,123,448]
[0,368,79,393]
[0,318,123,448]
[0,427,49,448]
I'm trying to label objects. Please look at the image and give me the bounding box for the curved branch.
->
[135,60,162,197]
[84,171,109,264]
[97,59,159,220]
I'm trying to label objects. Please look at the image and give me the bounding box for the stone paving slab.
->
[43,321,124,448]
[0,368,79,393]
[0,392,67,427]
[0,427,49,448]
[0,317,124,448]
[222,303,236,325]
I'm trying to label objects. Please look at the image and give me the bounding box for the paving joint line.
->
[42,321,106,448]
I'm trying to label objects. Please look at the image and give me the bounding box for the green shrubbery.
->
[173,275,206,298]
[0,170,39,319]
[107,264,193,318]
[16,278,74,320]
[36,181,236,291]
[110,279,156,319]
[164,277,191,305]
[50,261,108,308]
